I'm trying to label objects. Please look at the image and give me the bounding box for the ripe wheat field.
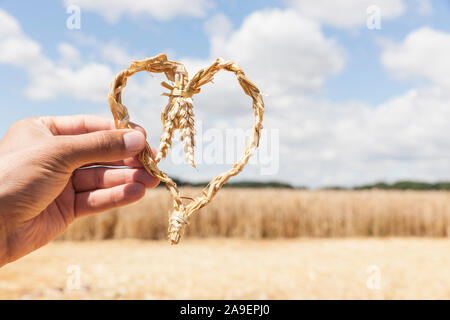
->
[1,189,449,299]
[60,188,450,240]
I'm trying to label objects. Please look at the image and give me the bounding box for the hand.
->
[0,115,159,266]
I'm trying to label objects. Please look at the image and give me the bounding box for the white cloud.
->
[100,43,133,67]
[0,10,48,71]
[26,63,114,102]
[417,0,432,16]
[265,86,450,187]
[203,13,233,39]
[265,26,450,187]
[285,0,405,28]
[0,9,116,102]
[382,27,450,88]
[0,9,21,36]
[64,0,213,23]
[0,37,45,68]
[206,9,345,96]
[58,43,82,67]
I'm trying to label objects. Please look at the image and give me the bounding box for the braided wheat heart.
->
[108,53,265,244]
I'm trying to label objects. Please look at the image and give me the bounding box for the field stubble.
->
[0,238,449,299]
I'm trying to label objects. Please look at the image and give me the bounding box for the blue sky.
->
[0,0,449,187]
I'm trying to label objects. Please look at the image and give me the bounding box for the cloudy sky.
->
[0,0,449,188]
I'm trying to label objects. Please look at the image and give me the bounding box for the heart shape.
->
[108,54,265,244]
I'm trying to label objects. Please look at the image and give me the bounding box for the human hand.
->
[0,115,159,267]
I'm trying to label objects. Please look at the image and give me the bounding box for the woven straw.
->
[108,53,265,244]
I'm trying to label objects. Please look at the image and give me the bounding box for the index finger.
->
[43,114,147,137]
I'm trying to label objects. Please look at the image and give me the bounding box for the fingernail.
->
[123,131,145,153]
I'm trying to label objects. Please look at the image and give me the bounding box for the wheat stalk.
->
[108,53,265,244]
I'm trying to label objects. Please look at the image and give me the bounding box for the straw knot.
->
[170,88,196,98]
[168,209,189,244]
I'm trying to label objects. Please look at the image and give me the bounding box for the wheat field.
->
[1,189,449,299]
[60,188,450,240]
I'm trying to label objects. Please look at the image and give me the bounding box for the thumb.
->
[56,129,146,169]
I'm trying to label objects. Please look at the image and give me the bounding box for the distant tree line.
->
[158,178,297,189]
[352,181,450,191]
[322,181,450,191]
[157,178,450,190]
